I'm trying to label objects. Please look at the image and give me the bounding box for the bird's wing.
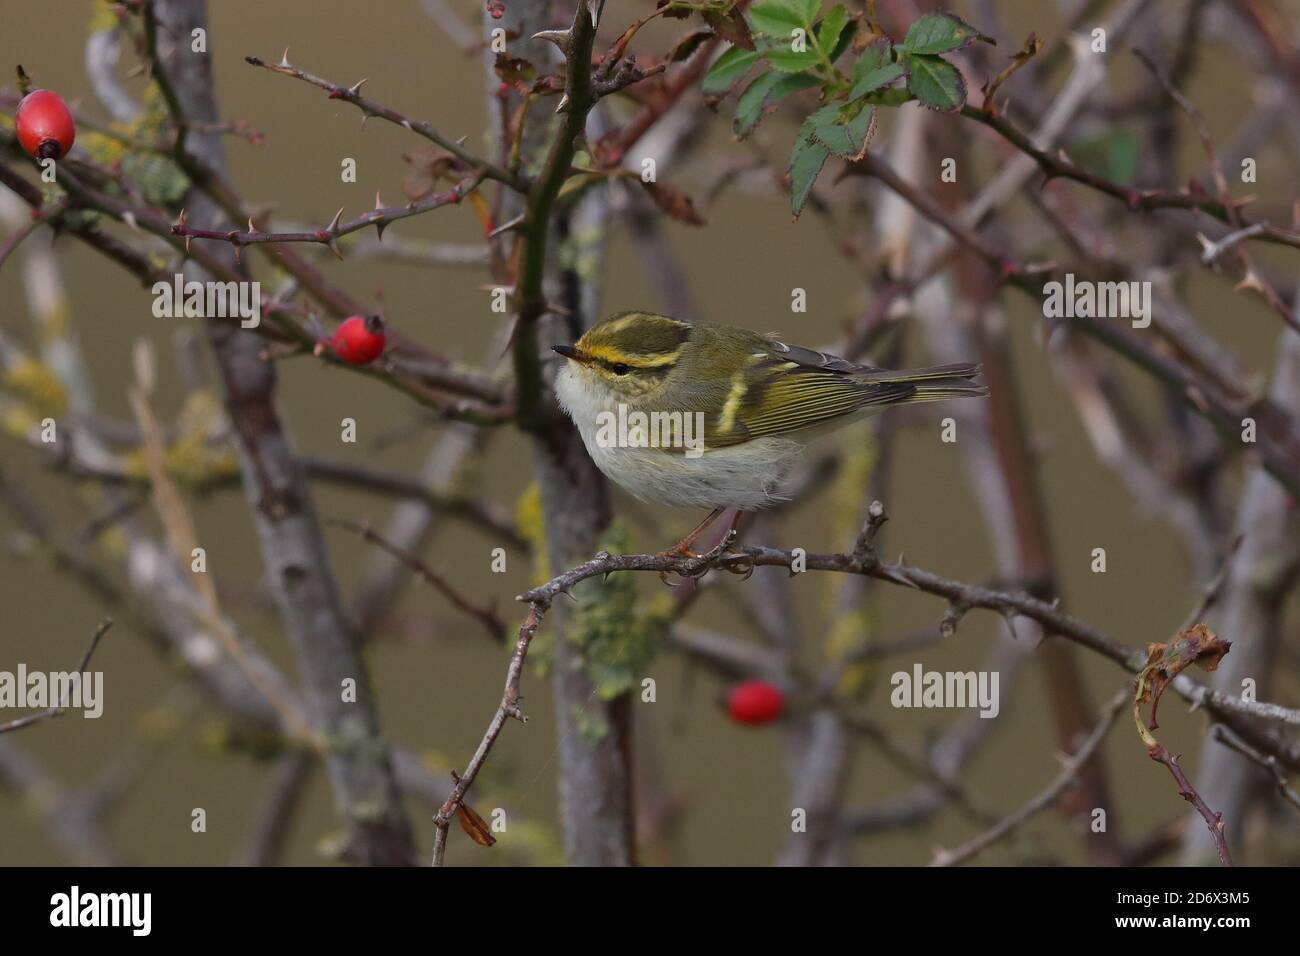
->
[701,339,917,447]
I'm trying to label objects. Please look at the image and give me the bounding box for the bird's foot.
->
[655,540,709,586]
[656,524,746,586]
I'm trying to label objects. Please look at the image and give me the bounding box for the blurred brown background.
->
[1,0,1297,865]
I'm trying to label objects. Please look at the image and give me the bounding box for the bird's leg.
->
[656,507,725,585]
[662,506,725,559]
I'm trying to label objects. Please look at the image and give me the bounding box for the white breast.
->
[554,364,805,510]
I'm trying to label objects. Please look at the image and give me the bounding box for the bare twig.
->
[169,174,484,260]
[958,101,1300,252]
[931,688,1128,866]
[1134,46,1299,331]
[509,514,1300,735]
[0,199,65,271]
[1149,743,1233,866]
[431,602,544,865]
[1212,726,1300,813]
[244,53,524,191]
[0,618,113,734]
[434,498,1300,866]
[328,518,506,642]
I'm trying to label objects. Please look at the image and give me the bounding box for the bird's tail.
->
[860,362,988,402]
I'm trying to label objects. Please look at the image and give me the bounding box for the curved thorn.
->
[531,28,570,48]
[487,213,526,239]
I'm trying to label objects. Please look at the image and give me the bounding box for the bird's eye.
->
[611,363,630,375]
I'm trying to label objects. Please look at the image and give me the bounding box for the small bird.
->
[553,311,987,556]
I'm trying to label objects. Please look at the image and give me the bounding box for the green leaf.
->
[850,41,906,99]
[751,0,827,70]
[902,52,966,111]
[733,71,783,136]
[813,101,878,159]
[816,6,849,58]
[749,0,808,37]
[901,12,991,55]
[763,42,821,72]
[703,46,761,95]
[864,86,914,107]
[770,72,822,98]
[794,0,823,25]
[853,39,892,74]
[733,70,818,136]
[805,103,843,124]
[788,120,830,217]
[827,14,856,62]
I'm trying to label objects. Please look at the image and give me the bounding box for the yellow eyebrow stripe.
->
[581,345,683,368]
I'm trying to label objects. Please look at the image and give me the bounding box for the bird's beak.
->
[552,344,592,365]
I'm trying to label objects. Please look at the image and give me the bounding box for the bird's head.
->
[552,311,693,400]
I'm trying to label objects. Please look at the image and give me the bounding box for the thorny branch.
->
[956,101,1300,252]
[243,53,525,191]
[511,0,604,432]
[0,130,511,425]
[432,501,1300,861]
[168,174,485,261]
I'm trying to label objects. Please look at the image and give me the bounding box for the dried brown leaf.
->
[455,802,496,847]
[1137,624,1231,732]
[983,32,1042,106]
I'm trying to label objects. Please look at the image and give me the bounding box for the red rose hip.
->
[726,680,785,726]
[15,90,76,161]
[330,315,386,365]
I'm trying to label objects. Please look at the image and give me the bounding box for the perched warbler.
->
[553,311,987,554]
